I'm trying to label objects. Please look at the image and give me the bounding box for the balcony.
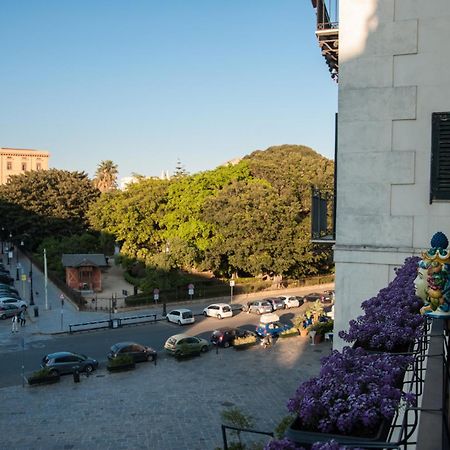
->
[311,0,339,81]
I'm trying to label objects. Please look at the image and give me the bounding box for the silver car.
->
[243,300,273,315]
[42,351,99,375]
[0,297,27,310]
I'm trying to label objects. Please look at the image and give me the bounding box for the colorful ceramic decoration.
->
[417,232,450,318]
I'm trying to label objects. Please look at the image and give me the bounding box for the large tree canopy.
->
[87,177,169,262]
[0,169,99,246]
[87,144,333,279]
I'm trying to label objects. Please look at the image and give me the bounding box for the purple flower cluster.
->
[339,257,424,351]
[286,347,413,436]
[265,438,364,450]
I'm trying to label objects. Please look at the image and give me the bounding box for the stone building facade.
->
[334,0,450,348]
[0,147,50,184]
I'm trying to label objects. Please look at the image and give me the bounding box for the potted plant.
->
[285,347,415,446]
[107,353,136,372]
[292,315,310,337]
[308,320,333,344]
[27,367,60,385]
[233,334,257,350]
[306,300,325,322]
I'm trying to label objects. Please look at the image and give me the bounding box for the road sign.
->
[230,280,235,287]
[21,274,27,281]
[188,288,194,296]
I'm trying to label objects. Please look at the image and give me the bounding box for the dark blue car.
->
[256,321,291,337]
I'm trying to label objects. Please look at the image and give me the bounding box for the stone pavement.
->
[2,336,330,450]
[0,251,333,449]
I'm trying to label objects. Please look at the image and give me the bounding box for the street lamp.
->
[1,226,4,254]
[22,236,35,307]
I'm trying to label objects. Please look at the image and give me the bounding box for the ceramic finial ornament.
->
[418,232,450,318]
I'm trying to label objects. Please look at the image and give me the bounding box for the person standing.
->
[19,309,26,327]
[11,313,19,333]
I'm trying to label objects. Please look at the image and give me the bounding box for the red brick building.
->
[61,254,108,292]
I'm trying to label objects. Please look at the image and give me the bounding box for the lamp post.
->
[29,260,34,306]
[1,226,4,254]
[20,234,34,306]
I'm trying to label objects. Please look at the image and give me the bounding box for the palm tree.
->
[93,160,118,193]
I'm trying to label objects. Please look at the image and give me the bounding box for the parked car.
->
[203,303,233,319]
[303,292,324,302]
[0,273,13,285]
[0,297,27,310]
[166,308,195,325]
[241,300,273,315]
[255,313,292,337]
[278,295,303,309]
[321,290,335,303]
[0,289,20,299]
[0,303,20,319]
[0,283,18,295]
[41,351,99,375]
[266,297,285,311]
[107,342,157,363]
[164,334,209,356]
[210,327,256,348]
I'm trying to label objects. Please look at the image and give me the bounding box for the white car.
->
[0,297,28,310]
[203,303,233,319]
[278,295,303,309]
[166,308,195,325]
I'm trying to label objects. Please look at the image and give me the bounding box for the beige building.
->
[0,147,50,184]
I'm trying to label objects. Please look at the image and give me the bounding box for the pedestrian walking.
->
[19,309,26,327]
[11,314,19,333]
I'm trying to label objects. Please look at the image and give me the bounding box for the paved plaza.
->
[0,252,331,449]
[1,335,329,450]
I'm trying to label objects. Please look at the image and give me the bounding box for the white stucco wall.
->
[334,0,450,349]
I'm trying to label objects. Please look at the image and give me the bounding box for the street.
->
[0,305,308,388]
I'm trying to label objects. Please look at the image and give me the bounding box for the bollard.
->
[73,367,80,383]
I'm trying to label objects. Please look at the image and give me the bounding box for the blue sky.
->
[1,0,337,180]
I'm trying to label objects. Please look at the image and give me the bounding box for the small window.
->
[6,161,12,170]
[36,162,42,170]
[431,112,450,202]
[21,162,27,171]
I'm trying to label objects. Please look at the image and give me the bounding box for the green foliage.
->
[93,160,118,193]
[305,300,325,315]
[233,335,257,345]
[308,320,334,334]
[273,415,295,439]
[87,145,334,283]
[29,367,55,379]
[107,354,134,368]
[87,177,169,262]
[221,407,254,448]
[280,327,299,337]
[0,169,99,246]
[36,232,105,277]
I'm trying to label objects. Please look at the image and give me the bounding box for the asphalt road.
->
[0,305,307,388]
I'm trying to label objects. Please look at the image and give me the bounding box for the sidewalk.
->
[0,249,333,338]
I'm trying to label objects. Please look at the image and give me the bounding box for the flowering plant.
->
[339,257,424,351]
[265,437,367,449]
[286,347,415,437]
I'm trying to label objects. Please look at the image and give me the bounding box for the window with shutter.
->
[431,112,450,202]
